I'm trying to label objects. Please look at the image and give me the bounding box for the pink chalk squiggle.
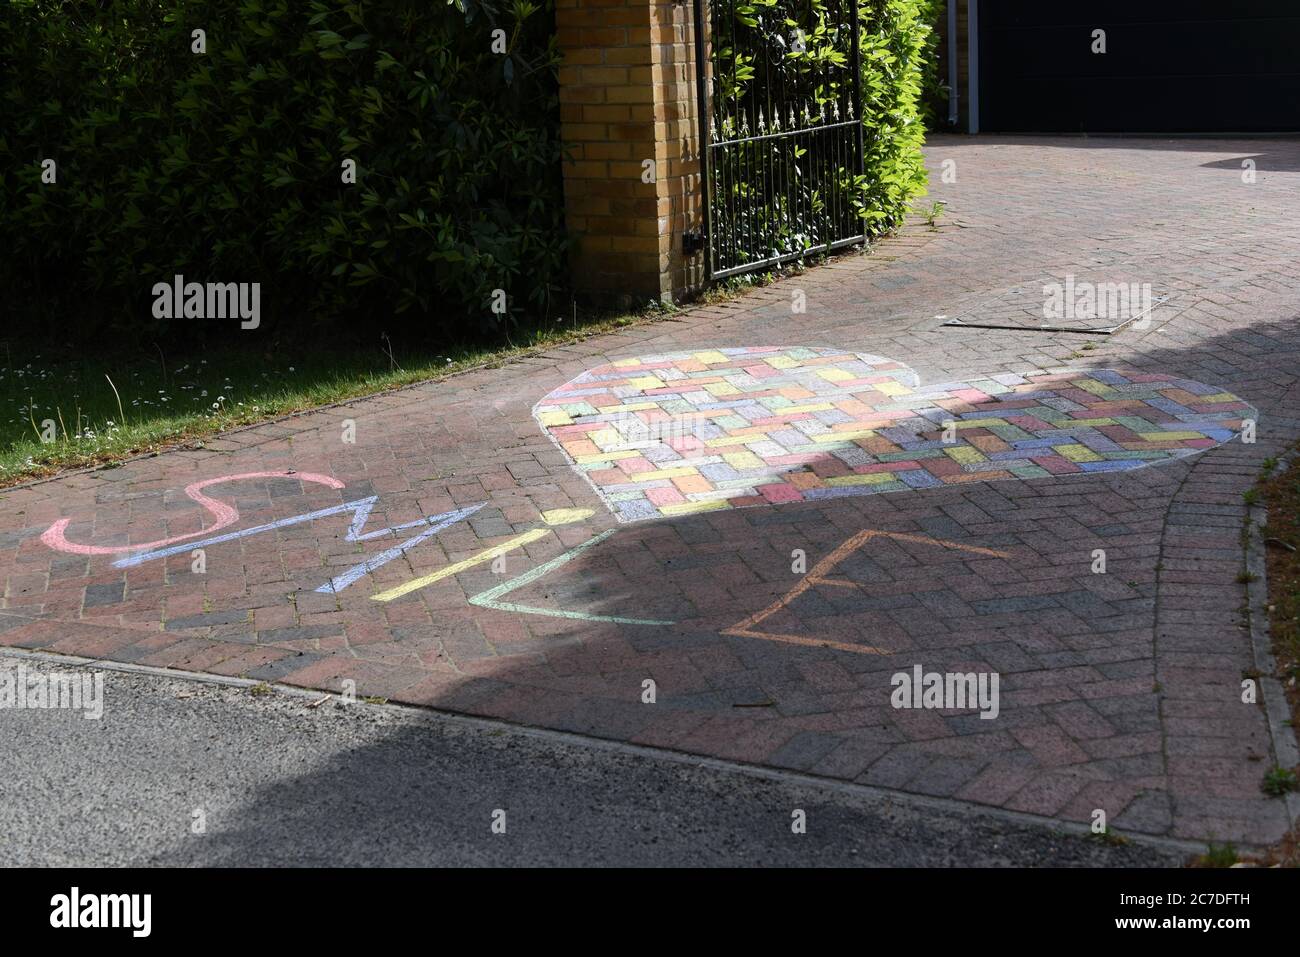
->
[41,470,344,556]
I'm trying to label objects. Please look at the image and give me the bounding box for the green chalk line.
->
[468,529,675,626]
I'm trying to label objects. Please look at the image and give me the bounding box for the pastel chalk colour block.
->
[533,348,1256,523]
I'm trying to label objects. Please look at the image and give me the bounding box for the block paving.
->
[535,347,1254,521]
[3,136,1299,844]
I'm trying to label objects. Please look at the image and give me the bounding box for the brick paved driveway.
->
[5,136,1299,844]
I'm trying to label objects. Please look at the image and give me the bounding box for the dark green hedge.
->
[0,0,567,349]
[1,0,934,352]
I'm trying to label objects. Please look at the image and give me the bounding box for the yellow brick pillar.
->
[555,0,706,307]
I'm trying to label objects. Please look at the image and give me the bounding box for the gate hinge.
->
[682,227,706,256]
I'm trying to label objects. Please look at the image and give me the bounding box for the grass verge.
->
[1255,445,1300,866]
[0,218,910,489]
[0,308,670,488]
[1259,448,1300,741]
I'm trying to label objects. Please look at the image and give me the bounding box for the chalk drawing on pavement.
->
[42,471,484,594]
[41,470,344,555]
[315,503,485,594]
[371,528,550,602]
[468,529,674,625]
[36,351,1257,644]
[533,349,1257,523]
[721,530,1011,655]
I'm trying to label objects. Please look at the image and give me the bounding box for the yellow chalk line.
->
[371,528,549,602]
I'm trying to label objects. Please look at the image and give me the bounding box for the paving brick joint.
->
[3,135,1299,845]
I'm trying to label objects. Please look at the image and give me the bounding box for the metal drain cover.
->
[942,277,1172,334]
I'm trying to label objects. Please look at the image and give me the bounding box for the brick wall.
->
[556,0,706,307]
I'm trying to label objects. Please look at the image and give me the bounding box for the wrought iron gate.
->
[692,0,865,279]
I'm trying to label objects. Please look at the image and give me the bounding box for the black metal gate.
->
[693,0,865,280]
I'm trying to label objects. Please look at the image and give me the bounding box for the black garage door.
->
[979,1,1300,133]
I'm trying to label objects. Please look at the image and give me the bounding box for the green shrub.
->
[2,0,933,350]
[0,0,567,349]
[859,0,932,227]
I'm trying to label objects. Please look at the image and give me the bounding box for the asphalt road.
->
[0,653,1188,867]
